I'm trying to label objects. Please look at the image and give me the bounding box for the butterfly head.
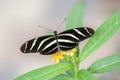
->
[53,31,58,35]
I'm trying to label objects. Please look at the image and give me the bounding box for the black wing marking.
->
[58,27,94,42]
[59,41,78,51]
[58,27,94,51]
[20,35,53,54]
[21,35,62,55]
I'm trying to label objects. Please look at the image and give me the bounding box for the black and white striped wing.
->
[58,27,94,51]
[20,35,57,55]
[20,27,94,55]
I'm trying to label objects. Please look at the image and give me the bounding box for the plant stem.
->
[72,46,80,80]
[74,58,79,80]
[69,47,80,80]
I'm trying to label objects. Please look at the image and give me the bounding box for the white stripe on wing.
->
[37,37,53,51]
[73,29,86,37]
[84,27,92,36]
[58,33,79,41]
[30,38,38,51]
[24,42,28,53]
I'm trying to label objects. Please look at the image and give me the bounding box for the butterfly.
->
[20,27,94,55]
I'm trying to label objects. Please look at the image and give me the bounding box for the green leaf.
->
[77,69,97,80]
[14,63,73,80]
[50,74,72,80]
[88,52,120,73]
[66,0,86,29]
[79,11,120,61]
[66,69,75,79]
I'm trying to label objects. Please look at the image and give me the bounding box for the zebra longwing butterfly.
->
[20,27,94,55]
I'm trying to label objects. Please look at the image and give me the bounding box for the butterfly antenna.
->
[55,18,67,31]
[38,25,54,32]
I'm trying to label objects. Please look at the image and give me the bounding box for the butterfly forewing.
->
[20,35,52,54]
[58,27,94,42]
[57,27,94,51]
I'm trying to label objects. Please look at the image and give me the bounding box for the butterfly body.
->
[20,27,94,55]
